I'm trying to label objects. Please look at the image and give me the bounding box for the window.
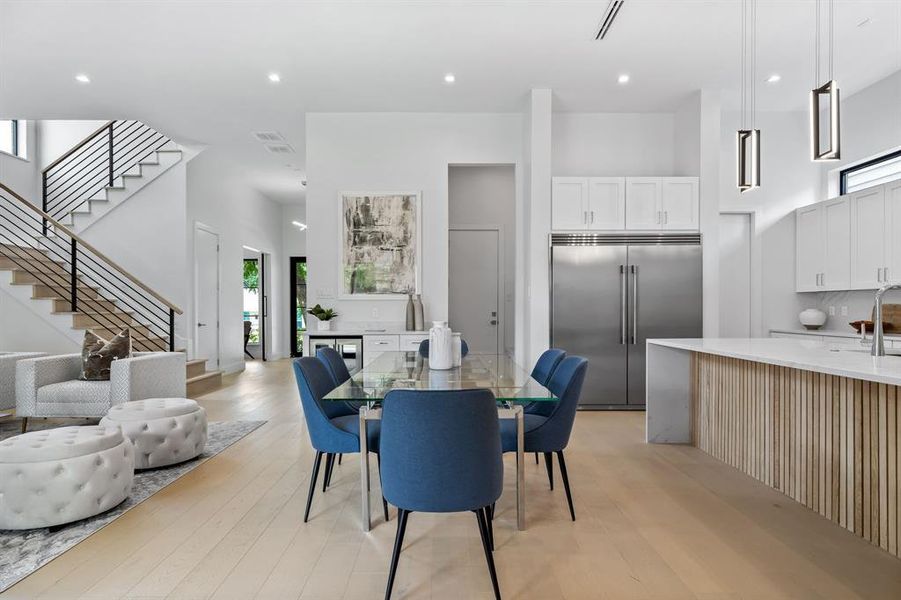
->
[0,120,26,158]
[840,149,901,195]
[243,258,260,344]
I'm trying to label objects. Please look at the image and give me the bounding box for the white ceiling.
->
[2,0,900,203]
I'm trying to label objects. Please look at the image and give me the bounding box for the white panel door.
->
[850,186,886,289]
[194,226,220,367]
[625,177,662,230]
[886,181,901,285]
[587,177,625,230]
[660,177,699,230]
[449,229,501,354]
[718,213,751,337]
[551,177,588,230]
[821,197,851,290]
[796,205,823,292]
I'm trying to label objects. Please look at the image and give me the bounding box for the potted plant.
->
[308,304,338,331]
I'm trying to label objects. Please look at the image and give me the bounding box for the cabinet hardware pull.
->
[583,211,588,224]
[590,211,595,224]
[878,268,883,283]
[663,211,668,225]
[886,267,890,281]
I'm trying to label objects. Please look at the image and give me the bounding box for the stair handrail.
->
[41,120,115,174]
[0,182,183,315]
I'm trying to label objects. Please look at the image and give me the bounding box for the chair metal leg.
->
[377,454,390,522]
[338,453,343,465]
[556,450,576,521]
[543,452,554,490]
[322,453,334,492]
[304,451,324,523]
[534,452,539,465]
[385,508,410,600]
[20,417,28,434]
[486,503,495,551]
[476,507,502,600]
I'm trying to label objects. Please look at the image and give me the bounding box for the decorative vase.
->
[799,308,827,330]
[428,321,454,369]
[317,320,332,332]
[413,294,424,331]
[405,294,415,331]
[452,333,462,367]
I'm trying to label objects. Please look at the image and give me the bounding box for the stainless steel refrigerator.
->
[550,233,702,409]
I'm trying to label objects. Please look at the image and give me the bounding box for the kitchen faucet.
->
[871,283,901,356]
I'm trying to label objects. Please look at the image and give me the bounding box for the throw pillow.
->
[79,329,132,381]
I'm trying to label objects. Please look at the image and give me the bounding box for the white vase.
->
[429,321,454,369]
[317,320,332,332]
[452,333,462,367]
[798,308,827,330]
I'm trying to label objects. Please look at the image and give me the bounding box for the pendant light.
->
[737,0,760,192]
[811,0,840,161]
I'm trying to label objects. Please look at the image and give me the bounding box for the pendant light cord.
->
[815,0,820,86]
[829,0,835,81]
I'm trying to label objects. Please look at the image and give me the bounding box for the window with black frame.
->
[0,120,25,158]
[840,150,901,195]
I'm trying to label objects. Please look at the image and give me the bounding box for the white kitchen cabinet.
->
[850,186,887,289]
[551,177,590,230]
[399,333,429,352]
[587,177,626,229]
[625,178,661,229]
[660,177,700,230]
[796,204,824,292]
[821,197,851,290]
[363,334,399,366]
[886,181,901,285]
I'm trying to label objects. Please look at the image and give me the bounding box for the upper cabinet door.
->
[796,205,824,292]
[821,197,851,290]
[659,177,699,230]
[587,177,625,230]
[849,186,887,289]
[886,181,901,284]
[625,178,662,230]
[551,177,589,230]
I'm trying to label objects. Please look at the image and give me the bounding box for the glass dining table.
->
[323,351,558,532]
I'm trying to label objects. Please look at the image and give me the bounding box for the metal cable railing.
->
[1,183,182,352]
[41,120,171,230]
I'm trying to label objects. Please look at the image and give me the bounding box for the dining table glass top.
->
[323,351,558,402]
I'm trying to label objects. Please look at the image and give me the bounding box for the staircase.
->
[1,124,223,396]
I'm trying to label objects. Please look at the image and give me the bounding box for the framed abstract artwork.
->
[340,192,421,298]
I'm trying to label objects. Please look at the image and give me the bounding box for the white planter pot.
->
[799,308,827,330]
[317,320,332,332]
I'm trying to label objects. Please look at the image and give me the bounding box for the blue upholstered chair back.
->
[418,339,469,359]
[292,357,358,450]
[316,346,352,386]
[379,389,503,513]
[534,356,588,451]
[531,348,566,386]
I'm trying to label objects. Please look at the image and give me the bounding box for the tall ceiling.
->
[1,0,900,203]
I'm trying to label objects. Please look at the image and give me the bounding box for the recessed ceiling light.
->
[75,74,90,84]
[268,73,281,83]
[444,73,456,84]
[292,221,308,230]
[766,74,781,83]
[617,74,630,84]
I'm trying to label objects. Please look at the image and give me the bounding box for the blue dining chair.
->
[501,356,588,521]
[380,388,503,600]
[418,338,469,358]
[316,346,353,386]
[527,349,567,464]
[292,357,388,523]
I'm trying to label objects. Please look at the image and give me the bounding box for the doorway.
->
[718,212,752,337]
[289,257,307,357]
[194,224,220,369]
[449,228,502,354]
[243,247,271,361]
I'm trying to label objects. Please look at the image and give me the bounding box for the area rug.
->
[0,419,266,593]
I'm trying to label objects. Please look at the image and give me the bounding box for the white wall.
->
[186,147,287,373]
[552,113,675,177]
[305,112,523,334]
[37,120,107,170]
[0,120,39,203]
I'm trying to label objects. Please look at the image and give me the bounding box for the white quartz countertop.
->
[307,330,430,337]
[770,328,901,340]
[648,337,901,386]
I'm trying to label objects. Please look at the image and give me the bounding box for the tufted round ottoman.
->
[101,398,207,470]
[0,426,134,530]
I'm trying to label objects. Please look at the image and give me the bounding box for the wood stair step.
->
[187,370,223,398]
[186,358,208,379]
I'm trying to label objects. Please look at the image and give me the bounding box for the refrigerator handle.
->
[630,264,638,345]
[620,264,627,344]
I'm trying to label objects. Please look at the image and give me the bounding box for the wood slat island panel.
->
[691,352,901,558]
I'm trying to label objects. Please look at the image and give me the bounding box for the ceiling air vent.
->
[252,131,285,142]
[264,143,296,154]
[595,0,626,40]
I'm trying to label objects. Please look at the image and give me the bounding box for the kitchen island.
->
[647,337,900,558]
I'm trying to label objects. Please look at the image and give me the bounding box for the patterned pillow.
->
[79,329,132,381]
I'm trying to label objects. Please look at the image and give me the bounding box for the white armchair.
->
[0,352,47,413]
[15,352,186,431]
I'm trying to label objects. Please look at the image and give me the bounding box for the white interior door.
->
[718,213,751,337]
[195,226,220,367]
[449,228,501,354]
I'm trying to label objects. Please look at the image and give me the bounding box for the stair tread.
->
[187,358,208,366]
[187,371,222,383]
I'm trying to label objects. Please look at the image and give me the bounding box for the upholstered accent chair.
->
[16,351,186,432]
[0,352,47,413]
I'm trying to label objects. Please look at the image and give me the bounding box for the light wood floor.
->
[5,359,901,600]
